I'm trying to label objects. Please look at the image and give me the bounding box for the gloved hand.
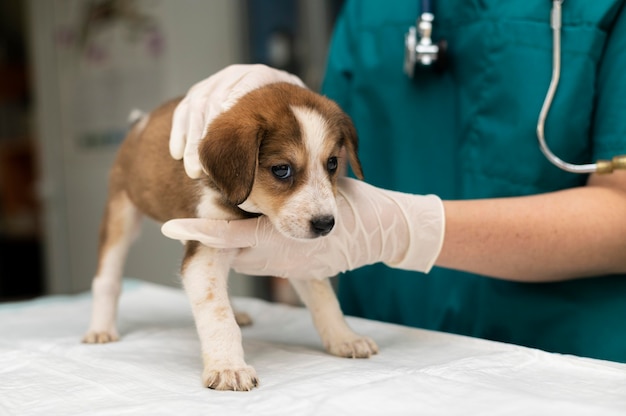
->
[161,177,445,279]
[170,64,306,178]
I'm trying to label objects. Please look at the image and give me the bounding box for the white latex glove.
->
[161,177,445,279]
[170,64,306,178]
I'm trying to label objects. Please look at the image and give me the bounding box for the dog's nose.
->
[310,216,335,236]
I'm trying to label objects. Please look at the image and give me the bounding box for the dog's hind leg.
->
[289,278,379,358]
[83,190,142,343]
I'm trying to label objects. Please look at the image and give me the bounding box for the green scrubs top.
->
[322,0,626,362]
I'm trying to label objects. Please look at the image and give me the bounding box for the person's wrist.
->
[382,193,445,273]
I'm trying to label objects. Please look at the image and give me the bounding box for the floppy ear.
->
[199,119,263,205]
[340,114,364,180]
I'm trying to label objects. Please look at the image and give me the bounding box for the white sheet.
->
[1,279,625,416]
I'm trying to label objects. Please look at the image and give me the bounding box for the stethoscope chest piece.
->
[404,11,448,77]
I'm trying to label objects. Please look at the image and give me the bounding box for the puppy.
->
[82,81,378,391]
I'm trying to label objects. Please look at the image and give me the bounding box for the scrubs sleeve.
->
[593,7,626,160]
[321,2,356,113]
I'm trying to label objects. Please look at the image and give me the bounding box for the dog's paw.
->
[234,311,253,327]
[202,365,259,391]
[82,330,119,344]
[327,335,379,359]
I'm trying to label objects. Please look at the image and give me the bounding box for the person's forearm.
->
[435,173,626,282]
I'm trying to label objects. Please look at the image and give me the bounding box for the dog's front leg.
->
[290,278,378,358]
[182,242,258,391]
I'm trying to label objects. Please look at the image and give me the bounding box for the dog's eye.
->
[271,164,292,179]
[327,157,338,173]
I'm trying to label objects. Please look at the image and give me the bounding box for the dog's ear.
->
[199,119,263,205]
[340,114,364,180]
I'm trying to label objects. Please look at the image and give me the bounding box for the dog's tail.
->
[127,108,148,126]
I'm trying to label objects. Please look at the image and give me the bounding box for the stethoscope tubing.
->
[406,0,625,174]
[536,0,598,173]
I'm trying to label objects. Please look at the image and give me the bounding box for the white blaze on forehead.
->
[290,106,330,165]
[287,105,337,222]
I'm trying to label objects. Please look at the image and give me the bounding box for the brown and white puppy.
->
[82,82,378,391]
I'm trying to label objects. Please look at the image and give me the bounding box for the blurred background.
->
[0,0,344,302]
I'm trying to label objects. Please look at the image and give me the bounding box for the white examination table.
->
[1,279,625,415]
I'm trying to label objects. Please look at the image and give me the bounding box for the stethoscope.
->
[404,0,626,174]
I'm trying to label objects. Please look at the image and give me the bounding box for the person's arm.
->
[437,170,626,281]
[439,2,626,282]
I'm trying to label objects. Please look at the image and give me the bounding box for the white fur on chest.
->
[195,185,240,220]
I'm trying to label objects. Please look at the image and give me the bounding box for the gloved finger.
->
[221,66,306,110]
[181,106,208,178]
[183,146,204,179]
[186,100,208,147]
[169,99,189,160]
[161,218,259,248]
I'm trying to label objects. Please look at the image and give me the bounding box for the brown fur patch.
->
[112,98,202,222]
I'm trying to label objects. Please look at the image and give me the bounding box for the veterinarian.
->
[162,0,626,363]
